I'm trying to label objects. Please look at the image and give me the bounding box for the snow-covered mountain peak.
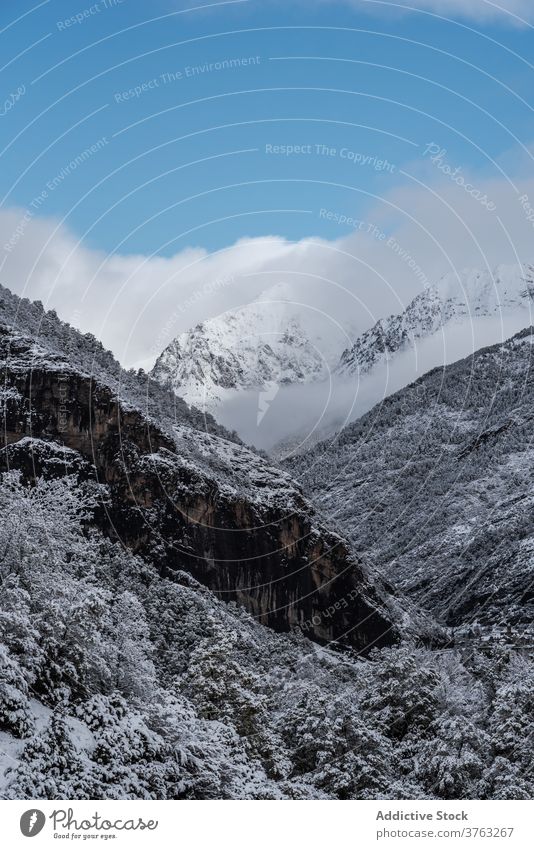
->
[150,264,534,452]
[337,262,534,376]
[434,263,532,314]
[151,285,330,410]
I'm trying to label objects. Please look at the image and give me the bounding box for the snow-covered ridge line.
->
[289,324,534,629]
[0,283,239,445]
[337,264,534,376]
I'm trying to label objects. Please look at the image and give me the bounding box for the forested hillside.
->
[0,283,236,443]
[1,471,534,800]
[2,285,534,800]
[0,284,400,650]
[289,328,534,631]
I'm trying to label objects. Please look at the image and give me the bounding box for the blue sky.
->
[1,0,533,254]
[0,0,533,368]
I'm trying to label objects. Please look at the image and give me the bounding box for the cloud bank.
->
[1,156,533,372]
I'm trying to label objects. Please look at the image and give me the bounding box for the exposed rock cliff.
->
[0,297,400,652]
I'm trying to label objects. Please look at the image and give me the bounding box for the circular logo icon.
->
[20,810,46,837]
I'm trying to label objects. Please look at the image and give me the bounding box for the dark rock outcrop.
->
[1,322,399,652]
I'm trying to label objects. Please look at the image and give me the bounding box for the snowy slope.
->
[0,466,508,802]
[337,264,534,375]
[150,266,534,454]
[4,285,534,801]
[289,327,534,630]
[151,283,340,410]
[0,281,405,651]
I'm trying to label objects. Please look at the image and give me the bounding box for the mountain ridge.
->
[2,285,534,801]
[150,264,534,453]
[0,282,403,651]
[151,282,331,411]
[337,263,534,376]
[288,325,534,631]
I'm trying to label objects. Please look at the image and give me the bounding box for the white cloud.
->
[218,312,530,452]
[1,153,534,372]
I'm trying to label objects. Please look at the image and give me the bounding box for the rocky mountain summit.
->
[152,283,329,410]
[337,264,533,376]
[151,265,534,454]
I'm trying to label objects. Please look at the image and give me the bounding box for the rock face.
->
[0,291,399,652]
